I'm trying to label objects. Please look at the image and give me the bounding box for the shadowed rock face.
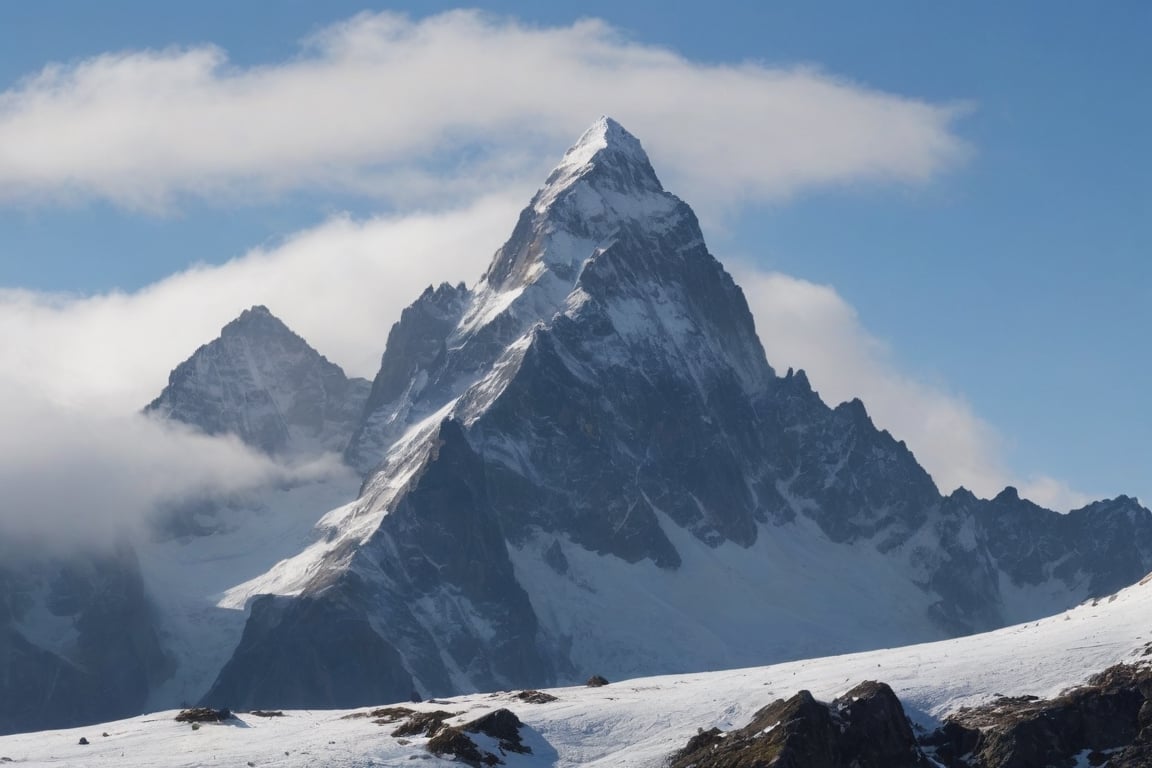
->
[204,419,554,707]
[200,593,414,711]
[346,282,469,474]
[0,542,173,735]
[146,305,370,457]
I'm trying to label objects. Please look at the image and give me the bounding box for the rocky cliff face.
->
[202,118,1152,708]
[146,306,370,457]
[0,543,173,735]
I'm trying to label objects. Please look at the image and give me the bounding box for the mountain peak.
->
[532,116,664,215]
[225,305,288,335]
[563,116,649,170]
[239,304,273,319]
[479,118,677,296]
[146,306,370,456]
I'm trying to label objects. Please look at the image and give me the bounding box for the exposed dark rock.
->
[246,710,284,718]
[391,710,457,738]
[427,727,489,766]
[425,708,530,767]
[0,542,173,736]
[586,675,610,687]
[542,540,569,575]
[465,709,531,754]
[515,689,558,703]
[924,663,1152,767]
[669,682,930,768]
[175,707,232,723]
[342,706,412,721]
[78,737,89,745]
[200,594,415,710]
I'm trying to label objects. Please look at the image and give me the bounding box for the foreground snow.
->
[5,572,1150,768]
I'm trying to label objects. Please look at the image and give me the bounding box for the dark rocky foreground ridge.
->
[2,117,1152,734]
[669,664,1152,768]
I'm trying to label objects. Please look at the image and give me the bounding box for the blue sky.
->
[0,1,1148,508]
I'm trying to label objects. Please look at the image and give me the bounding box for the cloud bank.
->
[0,10,965,210]
[0,377,349,545]
[1,205,1086,522]
[0,198,513,542]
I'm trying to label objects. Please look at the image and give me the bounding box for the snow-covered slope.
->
[5,573,1152,768]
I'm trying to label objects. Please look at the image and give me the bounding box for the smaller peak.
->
[223,305,290,336]
[837,397,870,420]
[948,486,979,504]
[994,486,1021,503]
[239,304,273,319]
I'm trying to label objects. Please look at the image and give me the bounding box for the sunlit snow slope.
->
[5,572,1150,768]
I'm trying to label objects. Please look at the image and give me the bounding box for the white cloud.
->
[0,10,966,210]
[0,194,518,415]
[0,197,513,543]
[735,269,1089,511]
[0,201,1087,525]
[0,376,349,544]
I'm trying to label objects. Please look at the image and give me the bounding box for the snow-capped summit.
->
[484,116,677,294]
[146,306,370,457]
[347,118,710,472]
[530,116,664,211]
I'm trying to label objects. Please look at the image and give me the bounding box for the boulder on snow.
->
[175,707,232,723]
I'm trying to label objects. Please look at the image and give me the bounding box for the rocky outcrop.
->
[671,666,1152,768]
[924,663,1152,767]
[669,681,930,768]
[426,708,531,767]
